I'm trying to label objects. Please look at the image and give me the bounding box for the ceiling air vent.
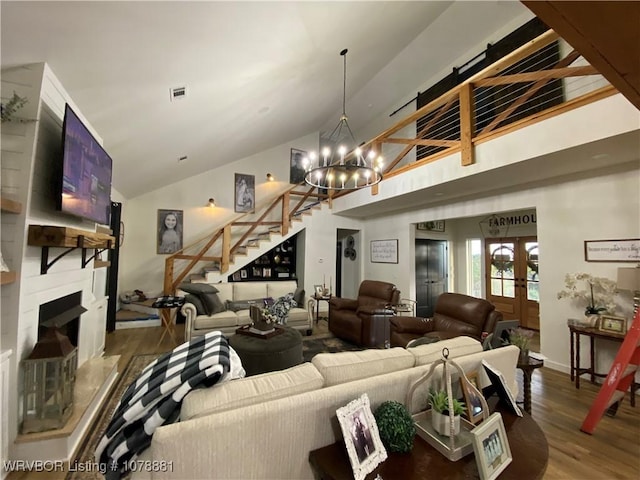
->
[170,86,187,101]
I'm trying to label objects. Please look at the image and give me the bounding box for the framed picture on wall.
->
[157,209,183,254]
[235,173,255,213]
[290,148,307,184]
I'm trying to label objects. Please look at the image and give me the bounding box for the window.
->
[467,239,482,297]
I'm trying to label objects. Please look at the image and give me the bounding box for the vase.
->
[585,314,600,328]
[518,348,529,364]
[431,410,460,437]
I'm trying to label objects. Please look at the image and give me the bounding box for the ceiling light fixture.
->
[207,198,215,208]
[303,49,383,191]
[266,173,274,182]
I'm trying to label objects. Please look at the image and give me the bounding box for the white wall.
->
[1,63,110,454]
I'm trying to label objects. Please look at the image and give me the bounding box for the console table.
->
[569,324,638,407]
[309,405,548,480]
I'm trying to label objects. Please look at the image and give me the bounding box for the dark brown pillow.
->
[201,292,226,315]
[179,283,220,295]
[184,294,207,316]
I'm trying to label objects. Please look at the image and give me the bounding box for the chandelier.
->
[303,49,384,191]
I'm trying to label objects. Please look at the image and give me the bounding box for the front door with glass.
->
[485,237,539,330]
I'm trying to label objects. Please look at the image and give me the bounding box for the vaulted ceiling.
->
[1,1,531,198]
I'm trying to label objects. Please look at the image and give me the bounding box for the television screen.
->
[60,104,112,225]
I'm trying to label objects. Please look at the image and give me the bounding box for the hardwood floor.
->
[8,323,639,479]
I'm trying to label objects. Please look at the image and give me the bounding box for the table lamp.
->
[617,265,640,316]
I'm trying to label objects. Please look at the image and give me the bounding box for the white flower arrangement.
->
[260,308,278,324]
[557,273,617,315]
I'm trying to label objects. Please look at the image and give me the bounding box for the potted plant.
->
[557,273,617,326]
[506,328,535,362]
[374,401,416,453]
[428,390,466,437]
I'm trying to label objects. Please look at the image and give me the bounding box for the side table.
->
[152,296,185,346]
[568,323,637,406]
[309,404,548,480]
[516,356,544,414]
[311,295,332,324]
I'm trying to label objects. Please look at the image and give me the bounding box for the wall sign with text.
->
[417,220,445,232]
[584,239,640,262]
[370,239,398,264]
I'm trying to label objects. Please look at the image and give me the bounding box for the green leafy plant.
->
[373,401,415,453]
[428,390,466,416]
[0,92,28,123]
[505,327,534,350]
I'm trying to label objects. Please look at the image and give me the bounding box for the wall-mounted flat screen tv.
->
[60,104,112,225]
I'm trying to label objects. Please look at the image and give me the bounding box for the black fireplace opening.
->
[38,291,87,347]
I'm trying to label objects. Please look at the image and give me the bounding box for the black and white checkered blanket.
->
[95,331,231,479]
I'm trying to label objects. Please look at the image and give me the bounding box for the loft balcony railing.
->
[164,29,617,301]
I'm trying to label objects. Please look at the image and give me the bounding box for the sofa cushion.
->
[409,336,482,366]
[293,287,305,306]
[184,294,207,316]
[179,283,219,295]
[312,348,415,386]
[180,362,324,420]
[194,310,240,330]
[234,282,269,301]
[226,298,268,312]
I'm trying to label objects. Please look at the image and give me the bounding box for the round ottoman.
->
[229,326,303,376]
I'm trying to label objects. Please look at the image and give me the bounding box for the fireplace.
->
[38,291,87,347]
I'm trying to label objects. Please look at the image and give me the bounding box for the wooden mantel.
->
[27,225,115,274]
[28,225,115,249]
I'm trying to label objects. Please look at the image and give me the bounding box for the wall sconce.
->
[207,198,215,208]
[266,173,274,182]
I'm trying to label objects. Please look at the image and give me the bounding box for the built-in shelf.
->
[0,196,22,214]
[0,271,17,285]
[27,225,116,274]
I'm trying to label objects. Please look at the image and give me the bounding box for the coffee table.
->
[308,403,548,480]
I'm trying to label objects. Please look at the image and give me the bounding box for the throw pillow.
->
[293,287,305,306]
[225,298,267,312]
[201,293,226,316]
[184,294,207,316]
[266,293,297,324]
[179,282,220,295]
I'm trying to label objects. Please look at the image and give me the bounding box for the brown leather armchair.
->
[389,293,502,347]
[329,280,400,347]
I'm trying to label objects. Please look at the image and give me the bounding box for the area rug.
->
[67,354,158,480]
[302,332,362,362]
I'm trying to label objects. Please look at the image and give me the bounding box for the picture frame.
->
[234,173,255,213]
[336,393,387,480]
[370,239,398,264]
[417,220,445,232]
[460,371,484,425]
[240,269,247,279]
[598,314,627,334]
[584,239,640,262]
[157,209,183,254]
[471,412,512,480]
[314,285,324,298]
[482,360,522,417]
[289,148,307,184]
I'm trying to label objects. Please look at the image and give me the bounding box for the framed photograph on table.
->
[598,314,627,334]
[460,371,485,425]
[336,393,387,480]
[314,285,324,298]
[471,412,512,480]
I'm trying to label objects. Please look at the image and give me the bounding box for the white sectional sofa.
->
[180,280,312,341]
[132,337,520,479]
